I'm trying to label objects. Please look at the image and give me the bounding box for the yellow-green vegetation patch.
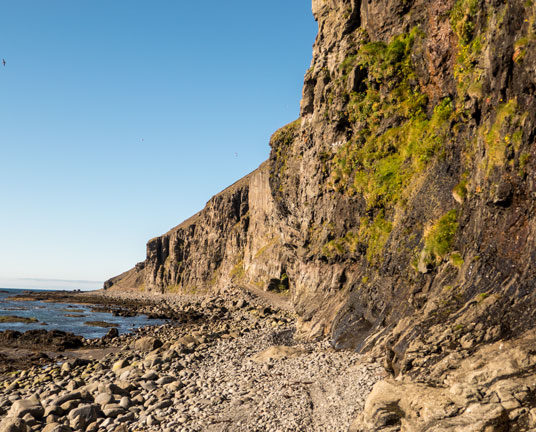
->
[332,31,453,210]
[476,292,490,302]
[167,284,181,294]
[453,176,469,203]
[328,29,453,262]
[185,286,203,295]
[480,99,526,174]
[209,270,220,287]
[339,54,358,80]
[423,210,459,265]
[450,252,464,268]
[322,231,360,257]
[273,273,290,293]
[519,152,531,177]
[0,315,39,324]
[450,0,487,104]
[254,238,280,259]
[270,119,301,193]
[270,119,301,146]
[450,0,479,45]
[514,36,530,62]
[513,4,536,63]
[230,260,245,280]
[358,213,393,263]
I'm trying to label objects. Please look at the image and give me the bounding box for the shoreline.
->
[0,288,384,431]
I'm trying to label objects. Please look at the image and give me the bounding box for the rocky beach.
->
[0,288,384,431]
[4,0,536,429]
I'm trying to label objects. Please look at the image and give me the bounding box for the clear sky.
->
[0,1,317,290]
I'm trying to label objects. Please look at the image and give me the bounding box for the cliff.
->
[106,0,536,429]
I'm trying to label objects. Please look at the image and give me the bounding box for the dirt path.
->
[238,283,292,311]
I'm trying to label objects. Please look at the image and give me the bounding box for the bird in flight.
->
[2,59,5,67]
[234,152,238,157]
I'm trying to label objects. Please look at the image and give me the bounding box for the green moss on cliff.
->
[270,119,301,201]
[332,31,453,210]
[423,210,459,264]
[271,119,301,149]
[230,259,245,280]
[450,0,485,103]
[323,231,360,257]
[339,54,358,80]
[327,29,453,262]
[359,213,393,263]
[450,0,479,45]
[480,99,527,174]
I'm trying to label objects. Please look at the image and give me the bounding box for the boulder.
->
[102,403,125,418]
[134,336,162,352]
[68,404,98,430]
[42,424,72,432]
[103,328,119,339]
[8,399,44,419]
[94,393,114,406]
[112,359,128,372]
[0,417,28,432]
[53,391,82,407]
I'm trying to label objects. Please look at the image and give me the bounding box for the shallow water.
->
[0,288,164,339]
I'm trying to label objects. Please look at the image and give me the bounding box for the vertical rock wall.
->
[107,0,536,370]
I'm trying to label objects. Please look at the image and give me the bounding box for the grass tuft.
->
[423,210,459,264]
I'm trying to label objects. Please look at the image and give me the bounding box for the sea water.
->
[0,288,164,339]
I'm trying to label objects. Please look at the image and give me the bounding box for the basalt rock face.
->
[284,0,536,354]
[107,1,536,427]
[143,171,251,293]
[105,162,286,295]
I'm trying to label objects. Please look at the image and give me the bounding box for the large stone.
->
[103,327,119,339]
[112,359,128,372]
[68,404,98,430]
[175,335,199,348]
[102,403,125,418]
[134,336,162,352]
[151,400,172,410]
[53,391,82,407]
[94,393,114,406]
[97,382,126,396]
[141,370,158,381]
[0,417,28,432]
[8,399,44,419]
[42,423,72,432]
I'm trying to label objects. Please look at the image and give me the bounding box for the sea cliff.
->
[106,1,536,429]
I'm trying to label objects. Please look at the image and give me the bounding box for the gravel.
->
[0,292,384,431]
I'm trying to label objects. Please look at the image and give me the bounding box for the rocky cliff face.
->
[106,162,288,296]
[107,0,536,428]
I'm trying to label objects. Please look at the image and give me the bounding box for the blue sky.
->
[0,1,317,289]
